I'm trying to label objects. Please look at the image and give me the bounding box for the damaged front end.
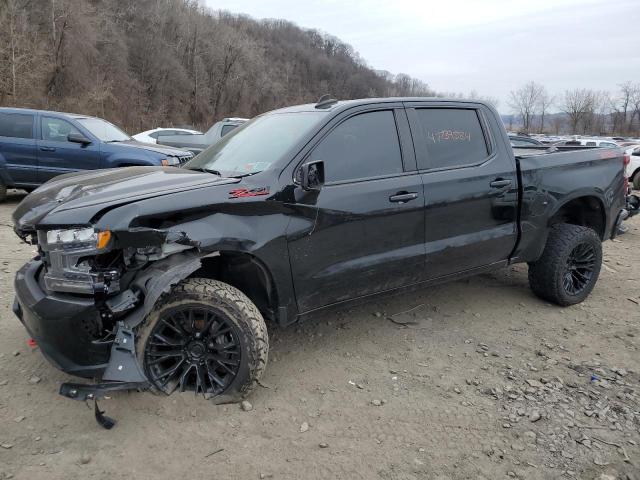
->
[13,224,203,420]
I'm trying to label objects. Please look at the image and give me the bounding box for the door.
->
[37,116,101,183]
[0,111,38,187]
[406,104,518,279]
[287,108,426,313]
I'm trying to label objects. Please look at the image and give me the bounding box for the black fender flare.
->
[122,250,205,329]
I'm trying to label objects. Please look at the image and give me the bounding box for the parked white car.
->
[132,128,202,144]
[623,145,640,190]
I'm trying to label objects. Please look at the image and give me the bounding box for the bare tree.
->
[619,81,635,132]
[0,0,40,103]
[551,115,564,135]
[592,90,613,134]
[561,89,596,134]
[630,84,640,134]
[536,87,554,133]
[508,81,544,133]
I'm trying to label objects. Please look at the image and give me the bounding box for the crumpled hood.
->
[13,166,239,231]
[115,139,191,157]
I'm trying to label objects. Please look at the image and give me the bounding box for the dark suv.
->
[0,108,193,200]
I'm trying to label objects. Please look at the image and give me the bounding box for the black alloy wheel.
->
[144,305,241,395]
[562,242,596,296]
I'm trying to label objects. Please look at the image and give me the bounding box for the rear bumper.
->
[13,259,110,378]
[611,208,629,239]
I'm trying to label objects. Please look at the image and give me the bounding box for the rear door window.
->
[0,112,34,139]
[309,110,403,183]
[414,108,489,170]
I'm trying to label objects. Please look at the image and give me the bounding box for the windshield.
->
[77,118,131,142]
[184,112,325,177]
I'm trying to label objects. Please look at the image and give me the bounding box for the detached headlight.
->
[44,228,111,250]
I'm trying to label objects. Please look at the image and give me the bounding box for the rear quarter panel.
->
[514,148,625,262]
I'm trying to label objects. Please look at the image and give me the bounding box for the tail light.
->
[623,154,630,193]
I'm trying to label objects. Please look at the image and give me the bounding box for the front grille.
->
[177,155,193,165]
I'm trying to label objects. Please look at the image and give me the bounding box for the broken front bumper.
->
[14,251,203,383]
[13,259,111,378]
[13,259,148,388]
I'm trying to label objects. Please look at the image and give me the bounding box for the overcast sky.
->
[205,0,640,112]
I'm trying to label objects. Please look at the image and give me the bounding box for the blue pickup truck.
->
[0,107,193,201]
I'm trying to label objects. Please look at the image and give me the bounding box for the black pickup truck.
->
[11,98,629,418]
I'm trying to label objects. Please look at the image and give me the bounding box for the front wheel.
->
[137,278,268,399]
[528,223,602,306]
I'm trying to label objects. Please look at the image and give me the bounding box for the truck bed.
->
[513,146,626,262]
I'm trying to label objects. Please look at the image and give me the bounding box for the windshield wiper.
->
[189,167,223,176]
[230,171,261,179]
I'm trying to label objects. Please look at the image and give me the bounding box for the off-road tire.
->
[0,180,6,202]
[136,278,268,400]
[528,223,602,306]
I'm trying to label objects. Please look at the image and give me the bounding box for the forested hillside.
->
[0,0,434,131]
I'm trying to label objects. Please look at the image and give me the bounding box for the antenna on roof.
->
[315,94,338,109]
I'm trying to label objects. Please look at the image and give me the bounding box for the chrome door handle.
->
[389,192,418,203]
[489,179,512,188]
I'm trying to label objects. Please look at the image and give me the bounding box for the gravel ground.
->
[0,189,638,480]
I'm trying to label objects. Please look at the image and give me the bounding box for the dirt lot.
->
[0,189,638,480]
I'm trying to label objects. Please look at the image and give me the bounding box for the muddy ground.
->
[0,189,638,480]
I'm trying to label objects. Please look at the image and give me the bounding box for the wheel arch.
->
[192,251,279,324]
[548,194,607,240]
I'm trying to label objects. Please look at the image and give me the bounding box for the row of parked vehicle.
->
[0,107,247,201]
[132,117,247,154]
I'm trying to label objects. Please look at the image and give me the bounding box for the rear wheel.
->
[0,180,6,202]
[528,223,602,306]
[633,172,640,191]
[137,278,268,398]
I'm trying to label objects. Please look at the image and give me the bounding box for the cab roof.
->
[0,106,98,121]
[268,97,491,115]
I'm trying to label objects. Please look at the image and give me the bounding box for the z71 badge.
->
[228,187,270,198]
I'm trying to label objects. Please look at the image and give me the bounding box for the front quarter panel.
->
[102,144,159,167]
[94,177,299,324]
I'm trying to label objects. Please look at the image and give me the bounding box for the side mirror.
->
[300,160,325,191]
[67,133,92,145]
